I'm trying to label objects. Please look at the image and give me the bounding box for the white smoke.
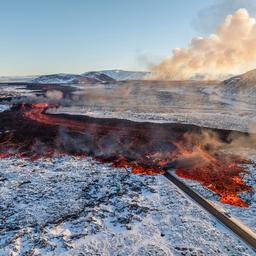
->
[46,90,63,101]
[152,9,256,80]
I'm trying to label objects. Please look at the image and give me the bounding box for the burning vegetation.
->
[0,103,253,208]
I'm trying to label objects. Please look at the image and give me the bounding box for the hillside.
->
[224,69,256,90]
[33,73,115,84]
[30,70,148,84]
[95,70,149,81]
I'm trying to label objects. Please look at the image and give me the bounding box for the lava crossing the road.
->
[0,103,252,207]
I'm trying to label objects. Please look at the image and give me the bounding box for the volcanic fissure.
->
[0,103,252,208]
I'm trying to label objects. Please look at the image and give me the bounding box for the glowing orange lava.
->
[0,103,252,207]
[173,144,251,207]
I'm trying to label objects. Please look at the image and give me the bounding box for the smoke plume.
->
[151,9,256,80]
[193,0,256,33]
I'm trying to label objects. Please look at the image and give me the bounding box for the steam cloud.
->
[151,9,256,80]
[46,90,63,101]
[193,0,256,33]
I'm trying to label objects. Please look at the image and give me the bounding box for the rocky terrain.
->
[1,70,256,255]
[0,156,254,256]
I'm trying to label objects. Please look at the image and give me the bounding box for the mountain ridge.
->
[0,70,149,84]
[1,69,256,85]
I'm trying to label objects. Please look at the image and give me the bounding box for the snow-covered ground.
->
[47,82,256,133]
[1,81,256,255]
[49,107,255,133]
[0,156,254,255]
[0,85,37,100]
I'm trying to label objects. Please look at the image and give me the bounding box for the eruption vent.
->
[152,9,256,80]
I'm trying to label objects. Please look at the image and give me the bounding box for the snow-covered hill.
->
[0,70,149,84]
[32,70,148,84]
[33,73,115,84]
[84,70,149,81]
[33,74,81,84]
[82,71,116,83]
[223,69,256,96]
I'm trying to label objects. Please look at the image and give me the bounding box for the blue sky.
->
[0,0,233,75]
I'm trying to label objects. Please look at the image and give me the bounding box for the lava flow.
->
[0,103,253,207]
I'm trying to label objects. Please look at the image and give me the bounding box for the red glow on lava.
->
[173,144,251,208]
[0,103,252,207]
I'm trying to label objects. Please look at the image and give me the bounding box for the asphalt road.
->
[164,170,256,251]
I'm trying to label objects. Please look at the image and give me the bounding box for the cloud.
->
[151,9,256,80]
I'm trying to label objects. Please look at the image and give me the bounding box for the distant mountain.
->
[33,73,115,84]
[82,71,116,83]
[84,70,149,81]
[33,74,81,84]
[0,70,149,84]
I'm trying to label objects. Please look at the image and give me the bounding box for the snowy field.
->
[0,157,254,255]
[0,85,36,100]
[47,82,256,133]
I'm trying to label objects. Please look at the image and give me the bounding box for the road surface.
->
[164,170,256,251]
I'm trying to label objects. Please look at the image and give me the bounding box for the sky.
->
[0,0,246,76]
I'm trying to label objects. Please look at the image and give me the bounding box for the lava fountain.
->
[0,103,252,207]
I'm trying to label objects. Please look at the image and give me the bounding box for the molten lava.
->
[173,145,251,208]
[0,103,252,207]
